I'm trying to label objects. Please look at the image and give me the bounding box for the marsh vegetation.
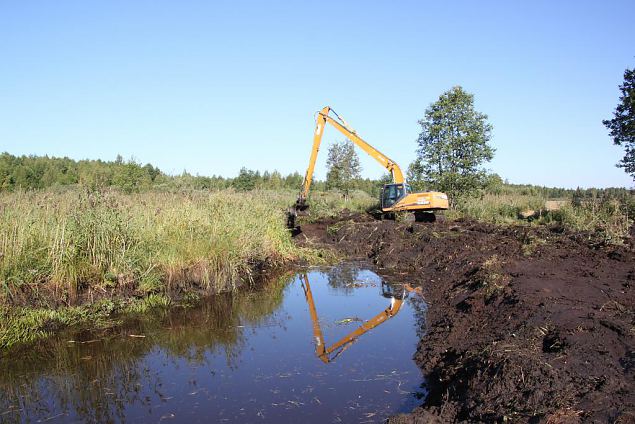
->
[0,154,632,349]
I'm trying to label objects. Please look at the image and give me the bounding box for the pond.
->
[0,264,427,423]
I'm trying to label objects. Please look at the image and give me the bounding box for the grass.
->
[300,189,378,221]
[0,187,375,349]
[449,192,633,243]
[0,291,240,349]
[0,189,297,305]
[0,188,307,348]
[537,197,633,243]
[448,193,549,224]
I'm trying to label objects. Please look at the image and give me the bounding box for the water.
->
[0,264,427,423]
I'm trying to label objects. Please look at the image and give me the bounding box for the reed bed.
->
[0,188,304,348]
[0,189,301,307]
[449,193,633,243]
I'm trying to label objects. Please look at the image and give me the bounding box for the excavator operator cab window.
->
[382,184,406,208]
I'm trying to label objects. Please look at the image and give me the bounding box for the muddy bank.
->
[294,213,635,423]
[0,261,288,351]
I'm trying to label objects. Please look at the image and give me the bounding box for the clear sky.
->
[1,0,633,188]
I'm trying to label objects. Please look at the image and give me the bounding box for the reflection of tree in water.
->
[0,274,293,423]
[326,265,360,295]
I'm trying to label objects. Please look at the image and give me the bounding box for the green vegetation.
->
[408,86,495,201]
[0,295,172,348]
[449,186,634,244]
[0,189,298,304]
[298,190,377,223]
[0,185,378,349]
[603,65,635,181]
[0,151,632,349]
[0,188,303,348]
[326,140,362,198]
[0,152,385,196]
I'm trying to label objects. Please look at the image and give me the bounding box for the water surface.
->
[0,264,427,423]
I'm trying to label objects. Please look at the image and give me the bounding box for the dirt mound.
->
[295,213,635,423]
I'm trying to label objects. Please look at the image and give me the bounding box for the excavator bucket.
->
[287,197,309,229]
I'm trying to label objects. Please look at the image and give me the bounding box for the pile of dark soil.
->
[294,213,635,423]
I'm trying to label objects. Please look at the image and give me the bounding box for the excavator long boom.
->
[298,106,404,206]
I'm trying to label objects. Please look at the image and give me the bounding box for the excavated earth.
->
[294,212,635,423]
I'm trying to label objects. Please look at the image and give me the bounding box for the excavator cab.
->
[381,183,408,209]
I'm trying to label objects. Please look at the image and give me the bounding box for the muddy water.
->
[0,264,426,423]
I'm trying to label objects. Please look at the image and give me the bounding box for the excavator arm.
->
[296,106,405,209]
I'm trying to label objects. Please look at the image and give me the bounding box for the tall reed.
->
[0,189,298,306]
[449,193,633,243]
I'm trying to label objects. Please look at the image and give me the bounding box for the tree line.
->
[2,150,628,201]
[0,152,386,195]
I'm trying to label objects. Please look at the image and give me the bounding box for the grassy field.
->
[1,186,632,349]
[449,192,633,244]
[0,189,298,348]
[0,189,299,305]
[0,188,378,348]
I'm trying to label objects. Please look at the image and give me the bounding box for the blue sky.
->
[1,1,633,188]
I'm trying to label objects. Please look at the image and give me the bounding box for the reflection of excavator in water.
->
[299,274,415,363]
[288,106,449,228]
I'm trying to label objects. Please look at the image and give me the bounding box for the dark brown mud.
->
[294,213,635,423]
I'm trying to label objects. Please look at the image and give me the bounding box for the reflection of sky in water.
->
[0,265,427,423]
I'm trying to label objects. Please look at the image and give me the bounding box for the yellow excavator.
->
[299,273,415,363]
[288,106,449,227]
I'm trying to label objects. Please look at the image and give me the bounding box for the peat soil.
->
[294,212,635,423]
